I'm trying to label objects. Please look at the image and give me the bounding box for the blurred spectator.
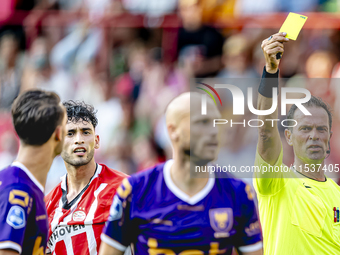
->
[122,0,177,17]
[214,33,259,118]
[0,112,18,170]
[252,41,267,75]
[305,51,336,109]
[279,0,319,12]
[331,59,340,118]
[0,130,18,170]
[114,42,147,101]
[177,0,224,77]
[215,113,258,185]
[50,22,102,74]
[199,0,236,23]
[321,0,340,12]
[306,50,335,78]
[218,33,258,79]
[286,50,336,104]
[0,31,25,110]
[135,47,188,125]
[21,35,73,100]
[21,36,51,89]
[74,62,107,105]
[132,136,164,172]
[234,0,279,15]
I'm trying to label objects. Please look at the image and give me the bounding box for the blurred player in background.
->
[254,32,340,254]
[45,101,128,255]
[0,90,66,255]
[99,92,263,255]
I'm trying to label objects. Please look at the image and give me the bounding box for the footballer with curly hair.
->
[45,101,128,255]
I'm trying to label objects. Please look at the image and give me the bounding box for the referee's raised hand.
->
[261,32,289,73]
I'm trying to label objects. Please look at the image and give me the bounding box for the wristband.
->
[258,67,279,98]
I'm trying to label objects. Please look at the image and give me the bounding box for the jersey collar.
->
[163,159,215,205]
[12,161,44,193]
[60,163,103,191]
[60,164,102,209]
[291,166,330,188]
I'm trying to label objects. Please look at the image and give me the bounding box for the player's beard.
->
[61,148,95,167]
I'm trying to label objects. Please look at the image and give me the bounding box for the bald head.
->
[165,92,221,163]
[166,92,203,127]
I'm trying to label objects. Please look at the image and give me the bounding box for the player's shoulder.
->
[125,162,166,194]
[215,175,250,196]
[96,164,129,196]
[0,167,34,220]
[215,177,256,209]
[215,172,247,188]
[0,165,35,195]
[327,177,340,190]
[99,164,128,180]
[129,162,164,183]
[0,165,21,184]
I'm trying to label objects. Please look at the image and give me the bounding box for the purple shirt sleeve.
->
[101,179,135,251]
[0,184,32,253]
[235,183,262,248]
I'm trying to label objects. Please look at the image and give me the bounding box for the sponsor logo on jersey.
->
[245,221,261,236]
[36,215,47,221]
[6,205,26,229]
[150,218,173,226]
[209,208,233,238]
[48,225,86,250]
[73,211,86,221]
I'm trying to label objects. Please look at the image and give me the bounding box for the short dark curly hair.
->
[63,100,98,128]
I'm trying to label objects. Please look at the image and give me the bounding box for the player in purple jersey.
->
[0,90,66,255]
[99,93,263,255]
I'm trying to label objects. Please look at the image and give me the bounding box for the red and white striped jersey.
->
[45,164,128,255]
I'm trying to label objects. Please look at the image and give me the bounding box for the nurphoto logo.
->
[196,83,312,128]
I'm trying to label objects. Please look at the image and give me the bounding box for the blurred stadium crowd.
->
[1,0,340,193]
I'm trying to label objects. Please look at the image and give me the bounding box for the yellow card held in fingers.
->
[279,12,308,40]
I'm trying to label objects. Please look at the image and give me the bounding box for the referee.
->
[254,32,340,254]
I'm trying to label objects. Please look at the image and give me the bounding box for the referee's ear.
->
[284,128,293,146]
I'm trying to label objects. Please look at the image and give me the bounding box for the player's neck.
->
[171,156,209,197]
[15,143,55,191]
[293,157,326,181]
[65,159,97,196]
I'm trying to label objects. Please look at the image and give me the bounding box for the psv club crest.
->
[209,208,233,238]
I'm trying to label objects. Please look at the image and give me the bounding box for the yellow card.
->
[279,13,308,40]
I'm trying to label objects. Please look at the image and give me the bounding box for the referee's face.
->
[289,107,331,164]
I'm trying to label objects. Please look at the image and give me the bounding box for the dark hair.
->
[287,96,333,131]
[63,101,98,128]
[11,90,64,145]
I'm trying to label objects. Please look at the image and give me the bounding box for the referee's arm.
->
[257,32,289,165]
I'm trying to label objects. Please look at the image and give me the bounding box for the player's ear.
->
[168,124,179,141]
[284,128,293,146]
[94,134,100,149]
[54,126,63,142]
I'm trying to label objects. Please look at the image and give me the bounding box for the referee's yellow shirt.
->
[254,148,340,255]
